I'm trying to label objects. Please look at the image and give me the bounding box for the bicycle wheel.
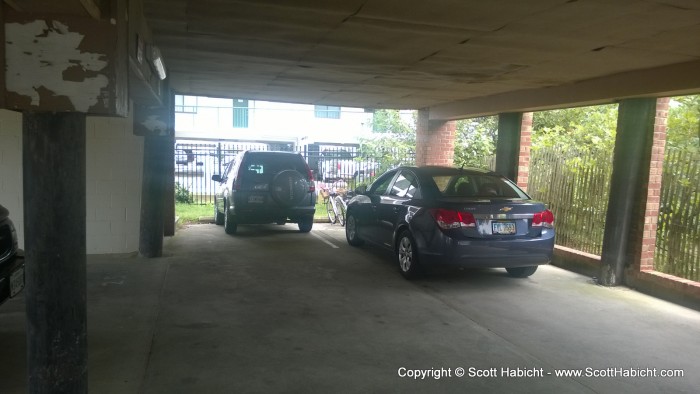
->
[335,195,347,226]
[326,195,338,224]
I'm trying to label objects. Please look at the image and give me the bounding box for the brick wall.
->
[517,112,533,191]
[415,109,456,166]
[638,98,670,271]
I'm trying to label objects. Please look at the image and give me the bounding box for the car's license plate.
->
[492,221,516,235]
[10,266,25,298]
[248,195,264,203]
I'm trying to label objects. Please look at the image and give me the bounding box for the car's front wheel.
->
[298,216,313,233]
[224,201,238,235]
[396,230,422,279]
[505,266,538,278]
[345,213,364,246]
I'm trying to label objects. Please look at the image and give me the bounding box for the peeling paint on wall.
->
[5,20,110,112]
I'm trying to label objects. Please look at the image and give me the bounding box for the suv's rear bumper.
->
[230,192,316,224]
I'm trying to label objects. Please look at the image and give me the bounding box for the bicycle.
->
[333,186,354,226]
[321,181,351,225]
[320,187,338,224]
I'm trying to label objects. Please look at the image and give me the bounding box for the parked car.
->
[212,151,316,234]
[344,166,555,279]
[317,149,378,182]
[0,204,24,305]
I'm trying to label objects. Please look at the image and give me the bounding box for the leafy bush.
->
[175,182,194,204]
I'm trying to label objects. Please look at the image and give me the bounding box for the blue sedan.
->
[344,166,555,279]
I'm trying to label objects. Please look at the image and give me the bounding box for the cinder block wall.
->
[0,107,144,253]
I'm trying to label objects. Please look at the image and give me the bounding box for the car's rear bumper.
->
[417,230,555,268]
[0,254,25,305]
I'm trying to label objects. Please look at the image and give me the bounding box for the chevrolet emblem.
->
[500,207,512,212]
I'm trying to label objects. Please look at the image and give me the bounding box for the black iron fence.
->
[174,142,415,205]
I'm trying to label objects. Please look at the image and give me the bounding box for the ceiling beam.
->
[429,60,700,120]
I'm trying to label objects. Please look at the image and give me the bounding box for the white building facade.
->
[174,95,375,147]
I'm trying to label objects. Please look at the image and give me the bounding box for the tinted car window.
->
[390,171,420,199]
[240,153,307,183]
[369,170,397,195]
[434,174,528,198]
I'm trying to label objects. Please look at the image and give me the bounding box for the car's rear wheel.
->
[224,201,238,235]
[506,266,538,278]
[326,198,337,224]
[298,216,313,233]
[396,230,422,279]
[214,202,224,225]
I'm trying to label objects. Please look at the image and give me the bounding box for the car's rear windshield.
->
[240,153,307,180]
[432,173,528,198]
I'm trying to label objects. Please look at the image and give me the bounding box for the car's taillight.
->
[304,163,315,193]
[429,208,476,229]
[532,209,554,228]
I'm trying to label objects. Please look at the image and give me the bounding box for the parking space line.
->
[311,231,340,249]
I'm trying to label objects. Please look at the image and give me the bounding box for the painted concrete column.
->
[23,112,88,393]
[599,98,657,286]
[415,109,456,166]
[135,103,174,257]
[517,112,533,191]
[495,112,523,181]
[138,135,169,257]
[638,98,670,272]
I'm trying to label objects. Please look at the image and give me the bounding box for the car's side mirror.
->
[354,185,367,195]
[211,174,222,182]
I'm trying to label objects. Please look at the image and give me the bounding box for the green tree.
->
[453,116,497,169]
[359,109,416,170]
[532,104,618,155]
[667,95,700,153]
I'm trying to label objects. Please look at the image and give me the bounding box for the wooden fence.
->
[527,146,612,255]
[655,148,700,281]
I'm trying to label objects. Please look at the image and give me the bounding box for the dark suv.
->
[1,204,24,306]
[212,151,316,234]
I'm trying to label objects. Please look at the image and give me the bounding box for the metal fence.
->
[174,142,414,205]
[655,148,700,281]
[527,146,613,255]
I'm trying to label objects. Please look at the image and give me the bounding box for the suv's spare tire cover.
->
[271,170,307,207]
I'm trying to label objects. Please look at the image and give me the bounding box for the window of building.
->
[314,105,341,119]
[233,99,249,128]
[175,95,198,113]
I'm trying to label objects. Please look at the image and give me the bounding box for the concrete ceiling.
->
[142,0,700,118]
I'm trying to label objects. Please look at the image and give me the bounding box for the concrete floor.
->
[1,223,699,393]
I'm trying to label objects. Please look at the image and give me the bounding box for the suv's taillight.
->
[304,163,315,193]
[429,209,476,229]
[532,209,554,228]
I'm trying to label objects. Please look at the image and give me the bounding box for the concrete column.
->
[599,98,657,286]
[637,98,670,272]
[139,135,170,257]
[495,112,523,181]
[23,112,87,393]
[415,109,456,166]
[516,112,533,191]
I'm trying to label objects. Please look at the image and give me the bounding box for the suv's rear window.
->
[240,153,307,181]
[433,174,527,198]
